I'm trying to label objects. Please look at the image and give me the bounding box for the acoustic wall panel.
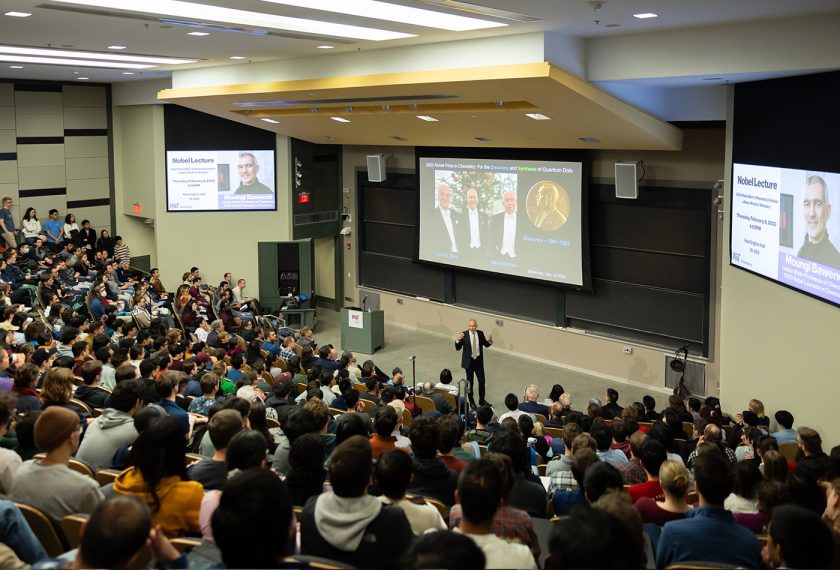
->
[0,108,14,130]
[66,178,109,201]
[65,136,107,158]
[17,165,66,190]
[63,107,107,130]
[62,85,106,108]
[17,144,65,167]
[15,113,63,137]
[66,157,108,180]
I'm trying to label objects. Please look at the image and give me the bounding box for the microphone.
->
[408,356,416,361]
[362,295,368,311]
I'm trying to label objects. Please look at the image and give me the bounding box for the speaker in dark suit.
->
[454,319,493,406]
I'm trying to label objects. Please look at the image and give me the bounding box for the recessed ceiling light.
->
[4,12,31,17]
[633,12,658,19]
[188,31,209,36]
[260,0,506,31]
[577,137,601,143]
[417,115,438,122]
[525,113,550,120]
[0,45,196,65]
[229,55,246,59]
[52,0,415,41]
[122,71,135,75]
[108,45,127,50]
[77,77,90,80]
[316,45,334,49]
[8,65,23,69]
[331,116,351,123]
[261,118,279,124]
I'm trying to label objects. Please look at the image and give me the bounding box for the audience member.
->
[8,406,104,519]
[795,426,830,481]
[300,436,413,568]
[284,432,327,507]
[402,530,485,570]
[628,438,667,503]
[763,504,834,569]
[771,410,796,444]
[113,416,203,537]
[76,378,144,471]
[591,421,629,466]
[0,394,21,493]
[407,416,458,505]
[188,409,244,490]
[518,385,549,417]
[454,458,536,569]
[634,459,690,526]
[375,449,447,535]
[547,504,642,569]
[656,451,762,568]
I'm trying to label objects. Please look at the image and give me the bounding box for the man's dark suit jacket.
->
[519,400,549,417]
[426,206,459,254]
[489,211,519,255]
[455,329,491,370]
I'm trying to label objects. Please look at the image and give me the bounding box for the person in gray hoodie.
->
[300,435,412,568]
[76,379,145,471]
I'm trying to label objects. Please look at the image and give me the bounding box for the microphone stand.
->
[409,356,416,414]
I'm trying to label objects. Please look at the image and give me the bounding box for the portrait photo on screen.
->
[418,156,584,287]
[166,149,276,212]
[731,163,840,306]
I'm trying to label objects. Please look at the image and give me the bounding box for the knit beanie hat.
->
[34,407,79,452]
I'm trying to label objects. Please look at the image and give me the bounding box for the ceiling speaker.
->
[615,162,639,199]
[367,154,385,183]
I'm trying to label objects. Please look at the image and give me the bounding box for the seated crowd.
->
[0,233,836,566]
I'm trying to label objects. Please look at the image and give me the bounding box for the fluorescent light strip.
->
[633,13,658,19]
[416,115,438,122]
[4,12,31,17]
[260,0,506,31]
[108,45,127,49]
[188,31,209,36]
[525,113,550,120]
[0,55,154,69]
[52,0,415,41]
[261,118,280,124]
[0,45,195,65]
[331,116,350,123]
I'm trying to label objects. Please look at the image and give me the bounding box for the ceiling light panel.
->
[0,55,154,69]
[331,116,351,122]
[260,0,506,31]
[0,45,196,65]
[52,0,416,41]
[416,115,438,121]
[633,13,658,19]
[4,12,32,17]
[525,113,550,120]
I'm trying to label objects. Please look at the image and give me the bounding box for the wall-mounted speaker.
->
[366,154,386,182]
[615,162,639,199]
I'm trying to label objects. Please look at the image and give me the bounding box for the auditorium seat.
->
[15,502,67,557]
[61,513,88,549]
[778,442,798,461]
[413,395,436,414]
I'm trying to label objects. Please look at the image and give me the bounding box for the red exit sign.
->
[298,192,310,204]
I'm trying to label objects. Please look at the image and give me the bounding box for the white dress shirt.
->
[468,208,481,248]
[500,212,517,257]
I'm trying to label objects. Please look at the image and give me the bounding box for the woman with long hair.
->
[12,362,41,413]
[284,432,326,506]
[113,416,203,537]
[63,213,80,244]
[96,229,114,257]
[20,208,41,244]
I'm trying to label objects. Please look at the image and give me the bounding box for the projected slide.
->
[166,150,276,211]
[418,156,584,286]
[731,163,840,305]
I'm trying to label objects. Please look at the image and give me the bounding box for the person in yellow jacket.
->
[113,415,203,537]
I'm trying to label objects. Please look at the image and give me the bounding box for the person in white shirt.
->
[435,368,459,396]
[375,449,446,535]
[498,393,528,423]
[455,458,536,569]
[194,317,210,343]
[491,190,519,258]
[457,188,487,260]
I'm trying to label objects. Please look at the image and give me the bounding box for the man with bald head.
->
[427,183,460,254]
[490,190,519,258]
[455,318,493,407]
[686,423,737,468]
